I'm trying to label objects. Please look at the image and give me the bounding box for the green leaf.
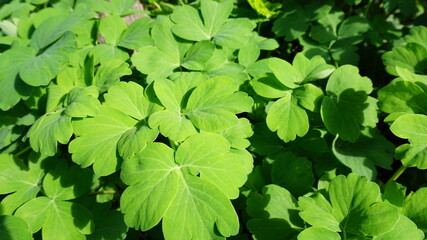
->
[170,0,255,48]
[270,151,314,196]
[200,0,233,36]
[0,47,33,111]
[272,2,309,41]
[219,118,253,150]
[181,40,215,70]
[42,162,93,200]
[395,144,427,169]
[99,15,127,46]
[337,16,370,45]
[29,9,87,50]
[70,107,143,176]
[298,227,340,240]
[15,197,94,240]
[104,81,157,121]
[321,65,377,142]
[185,76,253,132]
[26,111,73,156]
[70,82,159,175]
[170,5,211,41]
[373,214,424,240]
[382,181,406,207]
[63,86,100,117]
[390,114,427,145]
[87,203,128,240]
[149,74,206,142]
[91,44,129,64]
[329,174,380,222]
[332,128,394,180]
[251,74,290,99]
[248,122,284,155]
[346,202,399,236]
[299,174,399,237]
[118,17,153,50]
[213,19,256,48]
[92,60,132,93]
[0,215,33,240]
[131,20,182,81]
[378,79,427,114]
[292,53,335,83]
[293,83,324,112]
[382,43,427,76]
[238,42,260,67]
[298,193,341,232]
[405,26,427,50]
[246,185,303,240]
[247,0,282,18]
[268,58,302,89]
[0,154,44,214]
[120,133,251,239]
[20,32,76,86]
[266,94,309,142]
[170,0,232,41]
[402,188,427,233]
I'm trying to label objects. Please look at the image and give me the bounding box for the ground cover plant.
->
[0,0,427,239]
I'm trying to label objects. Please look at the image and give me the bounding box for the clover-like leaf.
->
[321,65,378,142]
[390,114,427,145]
[87,203,128,240]
[120,133,252,239]
[272,2,310,41]
[148,73,206,142]
[0,47,33,111]
[378,79,427,114]
[170,0,255,48]
[26,111,73,156]
[332,128,394,180]
[395,144,427,169]
[20,32,76,87]
[298,173,400,238]
[185,76,254,131]
[219,118,253,150]
[373,214,424,240]
[92,60,132,93]
[0,215,33,240]
[42,162,93,200]
[63,86,100,118]
[382,26,427,76]
[15,197,94,240]
[266,93,309,142]
[270,151,314,196]
[0,154,45,215]
[246,184,303,240]
[99,15,127,46]
[402,188,427,233]
[131,19,187,82]
[118,17,153,50]
[298,192,340,232]
[29,9,87,50]
[70,82,159,176]
[298,227,340,240]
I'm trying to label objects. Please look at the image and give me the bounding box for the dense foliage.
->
[1,0,427,239]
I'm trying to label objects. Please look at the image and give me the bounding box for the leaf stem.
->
[153,1,162,11]
[15,146,31,157]
[386,165,407,185]
[169,139,178,151]
[364,0,373,17]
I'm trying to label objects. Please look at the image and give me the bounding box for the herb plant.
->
[1,0,427,239]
